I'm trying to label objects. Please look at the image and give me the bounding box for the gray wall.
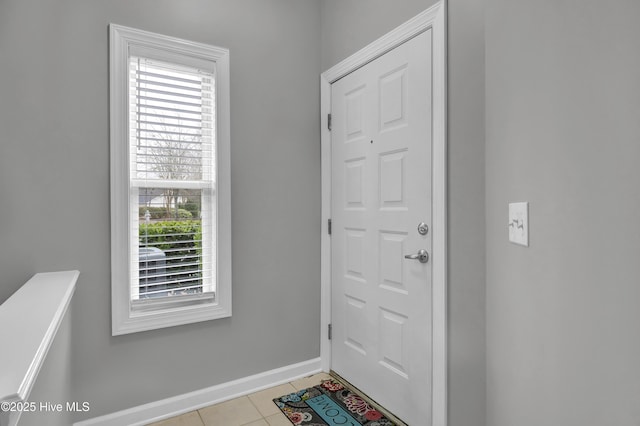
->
[0,0,489,423]
[320,1,487,425]
[0,0,321,420]
[320,0,435,70]
[446,0,486,424]
[485,1,640,425]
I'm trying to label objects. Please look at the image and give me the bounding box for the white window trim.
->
[110,24,232,335]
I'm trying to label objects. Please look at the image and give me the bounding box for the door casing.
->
[319,2,447,426]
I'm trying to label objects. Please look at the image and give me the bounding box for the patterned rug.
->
[273,379,397,426]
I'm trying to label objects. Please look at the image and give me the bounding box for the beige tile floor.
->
[147,372,332,426]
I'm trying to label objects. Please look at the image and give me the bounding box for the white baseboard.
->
[74,358,323,426]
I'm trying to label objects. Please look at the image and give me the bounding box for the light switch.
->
[508,202,529,246]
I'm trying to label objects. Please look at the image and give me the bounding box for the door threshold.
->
[329,370,408,426]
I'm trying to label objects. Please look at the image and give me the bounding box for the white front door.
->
[330,30,433,425]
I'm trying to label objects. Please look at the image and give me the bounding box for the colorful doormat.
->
[273,379,398,425]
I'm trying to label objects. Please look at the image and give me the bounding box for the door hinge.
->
[327,113,332,131]
[328,218,332,235]
[328,323,332,340]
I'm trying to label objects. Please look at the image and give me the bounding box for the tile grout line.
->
[242,382,297,425]
[195,408,205,426]
[244,394,266,424]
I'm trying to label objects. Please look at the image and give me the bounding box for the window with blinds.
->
[129,57,216,307]
[110,24,231,335]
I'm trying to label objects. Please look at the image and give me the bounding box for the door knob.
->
[404,249,429,263]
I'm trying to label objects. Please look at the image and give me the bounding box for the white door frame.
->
[319,2,447,425]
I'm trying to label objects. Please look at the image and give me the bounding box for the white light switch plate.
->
[508,202,529,246]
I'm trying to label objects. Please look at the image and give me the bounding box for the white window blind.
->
[129,56,216,306]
